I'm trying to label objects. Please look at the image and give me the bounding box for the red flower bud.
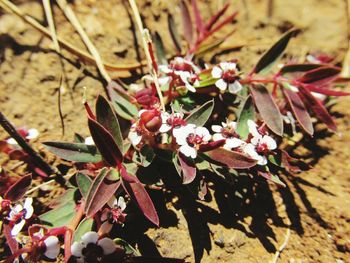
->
[140,110,162,132]
[135,89,159,108]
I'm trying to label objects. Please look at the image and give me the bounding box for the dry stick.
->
[0,0,142,73]
[0,111,66,185]
[128,0,165,110]
[42,0,66,135]
[56,0,111,83]
[271,228,291,263]
[341,0,350,77]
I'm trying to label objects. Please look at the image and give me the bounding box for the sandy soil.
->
[0,0,350,262]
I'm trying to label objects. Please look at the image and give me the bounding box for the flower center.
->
[171,61,193,72]
[221,127,237,138]
[166,116,186,128]
[82,243,104,262]
[256,143,268,154]
[222,70,238,83]
[186,133,203,146]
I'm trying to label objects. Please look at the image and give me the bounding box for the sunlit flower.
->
[244,120,277,165]
[211,121,244,150]
[211,62,242,94]
[71,231,116,263]
[159,112,186,134]
[173,124,211,158]
[128,123,143,146]
[43,236,61,259]
[102,196,127,225]
[7,197,34,236]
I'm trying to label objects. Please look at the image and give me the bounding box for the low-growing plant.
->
[1,0,349,262]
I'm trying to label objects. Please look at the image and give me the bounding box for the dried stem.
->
[271,228,291,263]
[128,0,165,110]
[0,111,66,185]
[0,0,142,74]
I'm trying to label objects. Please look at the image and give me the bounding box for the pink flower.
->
[211,121,244,150]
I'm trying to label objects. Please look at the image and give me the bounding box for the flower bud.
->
[140,109,162,132]
[135,88,159,108]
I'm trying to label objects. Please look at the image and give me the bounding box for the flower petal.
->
[261,135,277,150]
[213,133,225,141]
[81,231,99,245]
[211,66,223,78]
[215,79,228,91]
[185,83,196,93]
[228,81,243,94]
[97,237,116,255]
[71,242,84,257]
[159,124,172,133]
[179,144,197,159]
[26,128,39,140]
[225,138,244,149]
[211,125,222,133]
[84,136,94,145]
[117,196,126,211]
[44,236,60,259]
[11,220,25,236]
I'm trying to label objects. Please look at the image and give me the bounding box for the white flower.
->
[128,123,142,146]
[8,197,34,236]
[245,120,277,165]
[71,231,116,262]
[7,128,39,145]
[43,236,60,259]
[175,71,198,92]
[211,62,242,94]
[211,122,244,150]
[173,124,211,159]
[159,112,186,134]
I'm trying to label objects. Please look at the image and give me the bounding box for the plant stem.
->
[0,111,66,185]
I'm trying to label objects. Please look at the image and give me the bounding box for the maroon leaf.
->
[205,3,229,31]
[297,66,340,86]
[298,86,337,131]
[85,168,121,218]
[283,88,314,135]
[120,168,159,226]
[280,63,323,74]
[178,152,196,184]
[168,14,182,53]
[204,148,257,169]
[304,85,350,96]
[4,174,32,202]
[88,117,123,167]
[250,84,284,136]
[180,0,193,44]
[3,224,18,254]
[258,171,286,187]
[281,150,303,173]
[253,29,298,74]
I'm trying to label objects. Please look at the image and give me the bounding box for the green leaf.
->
[39,200,76,228]
[76,173,92,199]
[73,218,94,242]
[236,95,255,139]
[153,32,167,65]
[196,77,217,88]
[253,28,298,74]
[185,99,214,126]
[96,95,124,153]
[85,168,121,217]
[43,142,102,163]
[107,83,138,120]
[133,144,155,167]
[114,238,140,256]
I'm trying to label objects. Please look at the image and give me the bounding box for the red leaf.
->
[283,88,314,135]
[4,174,32,202]
[178,152,196,184]
[120,168,159,226]
[250,85,284,136]
[304,85,350,96]
[3,224,18,254]
[297,66,340,86]
[85,168,121,218]
[204,148,257,169]
[88,117,123,167]
[298,86,337,131]
[205,3,229,31]
[180,0,193,44]
[191,0,204,33]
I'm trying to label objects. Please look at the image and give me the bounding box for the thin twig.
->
[25,173,71,195]
[56,0,111,83]
[271,228,291,263]
[128,0,165,110]
[0,111,66,185]
[57,76,66,136]
[0,0,142,74]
